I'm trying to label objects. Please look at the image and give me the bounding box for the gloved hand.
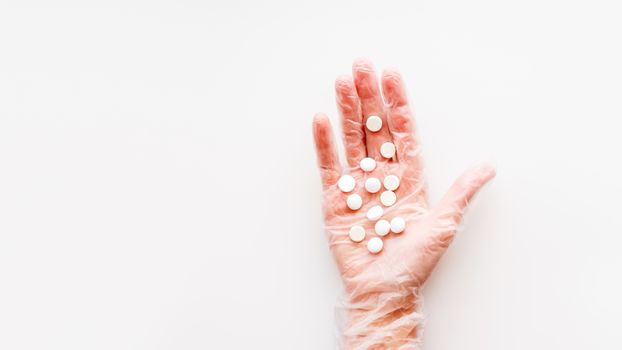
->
[312,59,495,349]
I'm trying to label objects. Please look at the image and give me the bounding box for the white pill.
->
[346,194,363,210]
[390,217,406,233]
[349,225,366,242]
[374,219,391,236]
[337,175,356,193]
[360,157,376,172]
[365,177,382,193]
[380,142,396,159]
[366,205,384,221]
[367,237,384,254]
[366,115,383,132]
[383,175,400,191]
[380,190,397,206]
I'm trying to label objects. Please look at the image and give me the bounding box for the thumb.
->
[431,163,496,241]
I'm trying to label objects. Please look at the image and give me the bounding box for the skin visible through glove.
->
[312,58,496,349]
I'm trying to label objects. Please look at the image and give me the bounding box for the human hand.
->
[312,59,495,349]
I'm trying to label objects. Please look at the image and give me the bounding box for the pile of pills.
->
[339,115,406,254]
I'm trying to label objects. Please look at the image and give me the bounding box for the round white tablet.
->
[349,225,366,242]
[390,217,406,234]
[374,219,391,236]
[337,175,356,193]
[380,142,396,159]
[383,175,400,191]
[346,194,363,210]
[366,115,383,132]
[365,177,382,193]
[367,237,384,254]
[360,157,376,172]
[366,205,384,221]
[380,190,397,206]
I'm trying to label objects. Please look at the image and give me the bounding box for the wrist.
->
[340,287,424,350]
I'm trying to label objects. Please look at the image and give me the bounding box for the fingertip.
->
[486,165,497,180]
[381,68,402,86]
[312,113,330,137]
[381,69,407,106]
[472,162,497,184]
[335,75,354,90]
[352,57,374,70]
[449,163,496,206]
[334,76,357,104]
[352,59,380,101]
[434,162,496,223]
[352,58,376,80]
[313,112,329,126]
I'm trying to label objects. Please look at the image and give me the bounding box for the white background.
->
[1,1,621,349]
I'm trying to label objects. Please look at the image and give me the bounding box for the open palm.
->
[313,59,495,300]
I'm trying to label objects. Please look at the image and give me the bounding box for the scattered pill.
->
[360,157,376,172]
[383,175,400,191]
[337,175,356,192]
[365,177,382,193]
[380,142,396,159]
[374,219,391,236]
[349,225,366,242]
[366,205,384,221]
[380,190,397,206]
[346,194,363,210]
[366,116,383,132]
[367,237,384,253]
[390,217,406,233]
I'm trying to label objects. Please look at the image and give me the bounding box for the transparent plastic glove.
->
[312,59,495,350]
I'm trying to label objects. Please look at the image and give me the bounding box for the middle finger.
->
[352,58,394,160]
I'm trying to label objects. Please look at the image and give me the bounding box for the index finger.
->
[382,69,423,179]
